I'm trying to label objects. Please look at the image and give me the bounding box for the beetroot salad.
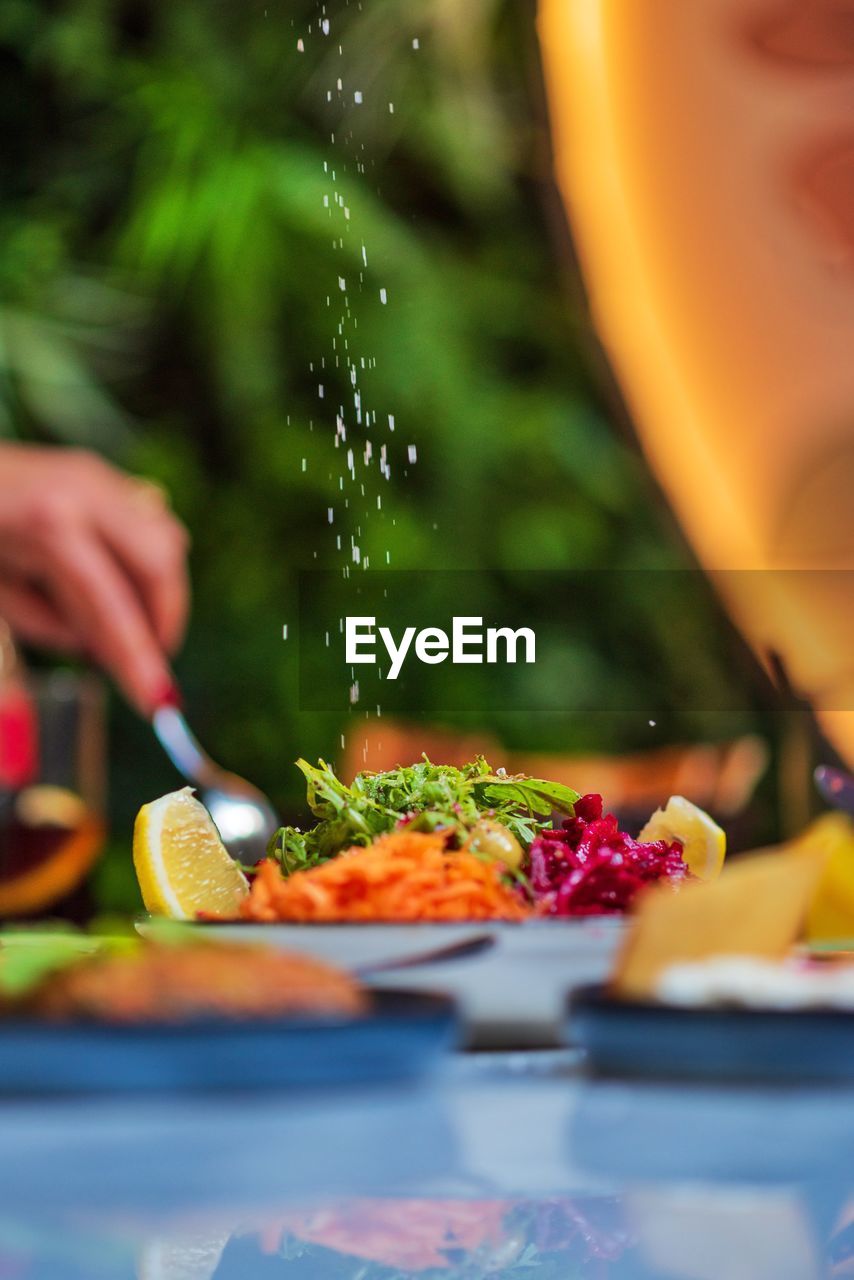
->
[529,793,690,917]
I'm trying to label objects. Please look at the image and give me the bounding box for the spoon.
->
[152,696,279,864]
[814,764,854,815]
[356,932,495,976]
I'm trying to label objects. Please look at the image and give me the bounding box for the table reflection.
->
[1,1054,853,1278]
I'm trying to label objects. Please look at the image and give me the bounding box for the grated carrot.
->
[239,830,531,923]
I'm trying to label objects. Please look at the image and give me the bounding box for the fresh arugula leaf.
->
[268,756,578,877]
[479,777,579,817]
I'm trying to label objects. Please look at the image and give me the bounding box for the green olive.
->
[463,819,524,871]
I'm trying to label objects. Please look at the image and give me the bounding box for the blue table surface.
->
[1,1049,853,1278]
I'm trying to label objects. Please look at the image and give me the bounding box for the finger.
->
[45,528,175,715]
[93,499,191,656]
[0,577,81,653]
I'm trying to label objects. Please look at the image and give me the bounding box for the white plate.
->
[367,919,625,1048]
[137,919,492,971]
[138,917,626,1049]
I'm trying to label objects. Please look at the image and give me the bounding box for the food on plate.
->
[14,941,366,1022]
[136,756,721,922]
[238,786,705,925]
[611,843,829,1001]
[656,956,854,1011]
[608,810,854,1009]
[638,794,726,881]
[269,756,579,872]
[238,830,531,924]
[529,793,692,918]
[134,787,249,920]
[462,818,524,872]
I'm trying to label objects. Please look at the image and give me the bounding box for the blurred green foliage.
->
[0,0,776,906]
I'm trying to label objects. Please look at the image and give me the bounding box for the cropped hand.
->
[0,443,190,714]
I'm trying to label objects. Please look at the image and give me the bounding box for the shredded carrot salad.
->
[239,830,531,923]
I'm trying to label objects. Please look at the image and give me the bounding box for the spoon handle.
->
[152,704,219,788]
[357,933,495,976]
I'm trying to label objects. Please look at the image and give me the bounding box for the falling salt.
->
[412,37,419,49]
[648,719,657,727]
[297,37,304,51]
[318,384,324,398]
[354,90,363,104]
[407,445,417,463]
[327,507,334,523]
[338,276,346,291]
[379,288,387,304]
[350,681,360,704]
[321,17,330,34]
[388,103,394,114]
[388,414,395,431]
[282,624,289,640]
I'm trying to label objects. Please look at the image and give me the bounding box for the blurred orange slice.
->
[0,786,103,918]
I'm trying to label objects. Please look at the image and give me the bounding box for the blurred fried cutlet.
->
[26,942,367,1023]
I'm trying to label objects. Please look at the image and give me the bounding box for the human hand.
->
[0,444,190,714]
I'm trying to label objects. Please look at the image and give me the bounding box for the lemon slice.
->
[133,788,249,920]
[797,812,854,945]
[639,795,726,881]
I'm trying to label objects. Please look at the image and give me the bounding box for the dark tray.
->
[0,989,457,1094]
[569,983,854,1084]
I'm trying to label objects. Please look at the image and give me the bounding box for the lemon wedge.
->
[797,812,854,944]
[133,787,249,920]
[639,795,726,881]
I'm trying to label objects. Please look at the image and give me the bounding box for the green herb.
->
[268,756,578,875]
[0,929,106,998]
[0,926,145,1003]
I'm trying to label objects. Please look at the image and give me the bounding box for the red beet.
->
[529,793,689,917]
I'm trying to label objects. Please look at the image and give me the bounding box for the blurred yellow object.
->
[639,795,726,881]
[538,0,854,765]
[612,845,827,1000]
[133,788,248,921]
[799,812,854,945]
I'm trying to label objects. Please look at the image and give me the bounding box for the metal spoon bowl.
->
[152,704,279,864]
